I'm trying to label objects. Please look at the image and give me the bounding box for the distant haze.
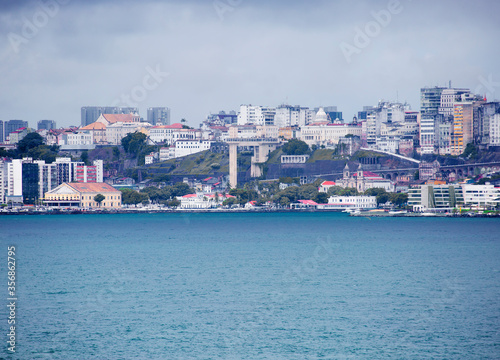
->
[1,0,499,127]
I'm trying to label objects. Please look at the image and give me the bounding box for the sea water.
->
[0,213,499,359]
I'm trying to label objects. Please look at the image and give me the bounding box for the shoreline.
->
[1,208,499,217]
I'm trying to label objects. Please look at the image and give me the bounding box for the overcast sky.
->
[1,0,499,128]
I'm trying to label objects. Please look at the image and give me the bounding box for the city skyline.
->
[1,0,499,127]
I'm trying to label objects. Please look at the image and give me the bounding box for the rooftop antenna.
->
[449,80,451,89]
[396,90,399,103]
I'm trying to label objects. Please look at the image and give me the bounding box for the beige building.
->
[80,122,106,144]
[44,182,122,208]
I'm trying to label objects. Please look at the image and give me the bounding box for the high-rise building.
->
[81,107,139,127]
[22,162,40,205]
[0,159,7,204]
[147,107,171,126]
[37,120,57,130]
[438,88,470,116]
[480,102,500,145]
[421,87,446,117]
[5,120,29,139]
[237,105,278,126]
[274,105,311,127]
[0,121,4,143]
[7,159,23,202]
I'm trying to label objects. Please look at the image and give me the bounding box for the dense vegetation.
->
[0,132,59,163]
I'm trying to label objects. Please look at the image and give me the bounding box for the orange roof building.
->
[43,182,122,208]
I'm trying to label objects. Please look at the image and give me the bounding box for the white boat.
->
[421,212,436,216]
[389,210,407,215]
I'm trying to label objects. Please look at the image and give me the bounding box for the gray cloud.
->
[0,0,499,127]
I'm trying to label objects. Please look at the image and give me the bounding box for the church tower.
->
[343,163,350,180]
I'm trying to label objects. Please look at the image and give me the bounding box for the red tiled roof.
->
[68,182,120,193]
[81,122,106,130]
[298,200,318,205]
[153,123,184,129]
[182,194,197,198]
[321,181,336,186]
[102,114,137,123]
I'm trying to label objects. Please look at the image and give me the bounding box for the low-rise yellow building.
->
[44,183,122,208]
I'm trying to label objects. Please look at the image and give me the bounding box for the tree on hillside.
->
[17,133,44,153]
[80,150,90,165]
[94,194,105,207]
[314,192,329,204]
[462,143,478,159]
[121,132,147,155]
[282,139,309,155]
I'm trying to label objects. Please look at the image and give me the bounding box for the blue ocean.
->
[1,213,499,359]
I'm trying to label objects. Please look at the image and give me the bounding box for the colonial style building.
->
[337,164,394,193]
[44,182,122,208]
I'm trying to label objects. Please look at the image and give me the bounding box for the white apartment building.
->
[174,140,213,158]
[419,116,436,154]
[0,160,8,204]
[375,136,400,154]
[7,159,23,198]
[462,184,500,208]
[237,105,275,126]
[439,88,470,116]
[489,113,500,146]
[274,105,312,128]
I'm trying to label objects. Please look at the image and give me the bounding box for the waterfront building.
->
[317,195,377,210]
[0,159,8,204]
[177,193,236,209]
[6,159,24,201]
[461,184,500,209]
[407,184,464,211]
[44,182,122,208]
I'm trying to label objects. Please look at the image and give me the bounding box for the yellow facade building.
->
[44,182,122,208]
